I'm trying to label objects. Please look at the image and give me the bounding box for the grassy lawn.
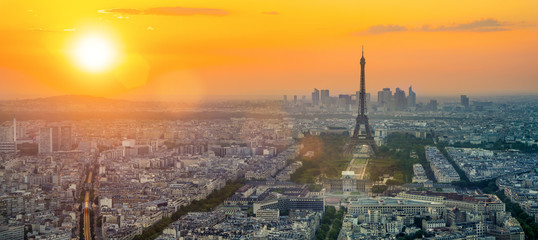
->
[291,133,434,186]
[352,158,367,165]
[367,133,435,185]
[291,134,351,184]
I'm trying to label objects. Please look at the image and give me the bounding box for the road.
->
[84,171,92,240]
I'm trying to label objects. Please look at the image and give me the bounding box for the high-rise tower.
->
[13,115,16,142]
[312,88,320,106]
[346,47,377,155]
[408,86,416,108]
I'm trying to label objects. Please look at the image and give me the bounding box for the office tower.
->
[320,89,330,106]
[312,88,320,105]
[427,100,438,111]
[377,88,392,109]
[302,96,306,102]
[293,95,297,104]
[394,88,407,111]
[283,95,287,103]
[39,128,53,154]
[39,126,72,154]
[460,95,469,108]
[51,126,60,151]
[13,115,16,142]
[338,94,352,109]
[60,126,72,151]
[346,46,377,154]
[408,86,416,108]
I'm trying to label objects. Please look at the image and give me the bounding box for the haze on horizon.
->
[0,0,537,101]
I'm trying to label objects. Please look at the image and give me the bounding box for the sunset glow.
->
[69,33,119,73]
[1,1,538,239]
[0,0,537,100]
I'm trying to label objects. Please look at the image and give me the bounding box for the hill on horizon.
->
[15,94,131,104]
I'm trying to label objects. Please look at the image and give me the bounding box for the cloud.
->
[262,11,279,15]
[360,18,514,35]
[29,27,76,32]
[367,24,407,34]
[421,18,509,32]
[145,7,228,16]
[98,8,141,15]
[99,7,229,16]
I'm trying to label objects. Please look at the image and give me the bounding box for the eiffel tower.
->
[345,46,377,155]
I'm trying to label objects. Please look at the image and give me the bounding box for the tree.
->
[413,230,424,239]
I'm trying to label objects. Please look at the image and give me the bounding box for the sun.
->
[69,33,118,73]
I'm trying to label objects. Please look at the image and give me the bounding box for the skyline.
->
[1,1,537,101]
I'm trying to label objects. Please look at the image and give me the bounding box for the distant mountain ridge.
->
[17,95,131,104]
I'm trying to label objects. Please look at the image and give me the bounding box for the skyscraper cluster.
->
[38,126,72,154]
[377,86,416,112]
[460,95,470,108]
[306,88,370,112]
[283,95,300,105]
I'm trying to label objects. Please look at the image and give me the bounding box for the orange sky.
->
[0,0,537,101]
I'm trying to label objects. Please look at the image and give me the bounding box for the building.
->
[253,197,325,214]
[39,127,53,154]
[320,89,330,106]
[0,142,16,153]
[348,197,446,217]
[311,88,320,106]
[0,224,24,240]
[0,116,17,153]
[377,88,392,110]
[394,88,407,111]
[422,219,446,231]
[427,100,438,111]
[461,95,470,108]
[338,94,352,109]
[412,164,428,183]
[39,126,72,154]
[59,126,72,151]
[256,209,280,221]
[407,86,416,108]
[0,126,14,143]
[425,146,460,183]
[397,191,505,213]
[324,171,372,193]
[100,197,113,209]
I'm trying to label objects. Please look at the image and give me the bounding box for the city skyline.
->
[2,2,538,239]
[0,0,537,101]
